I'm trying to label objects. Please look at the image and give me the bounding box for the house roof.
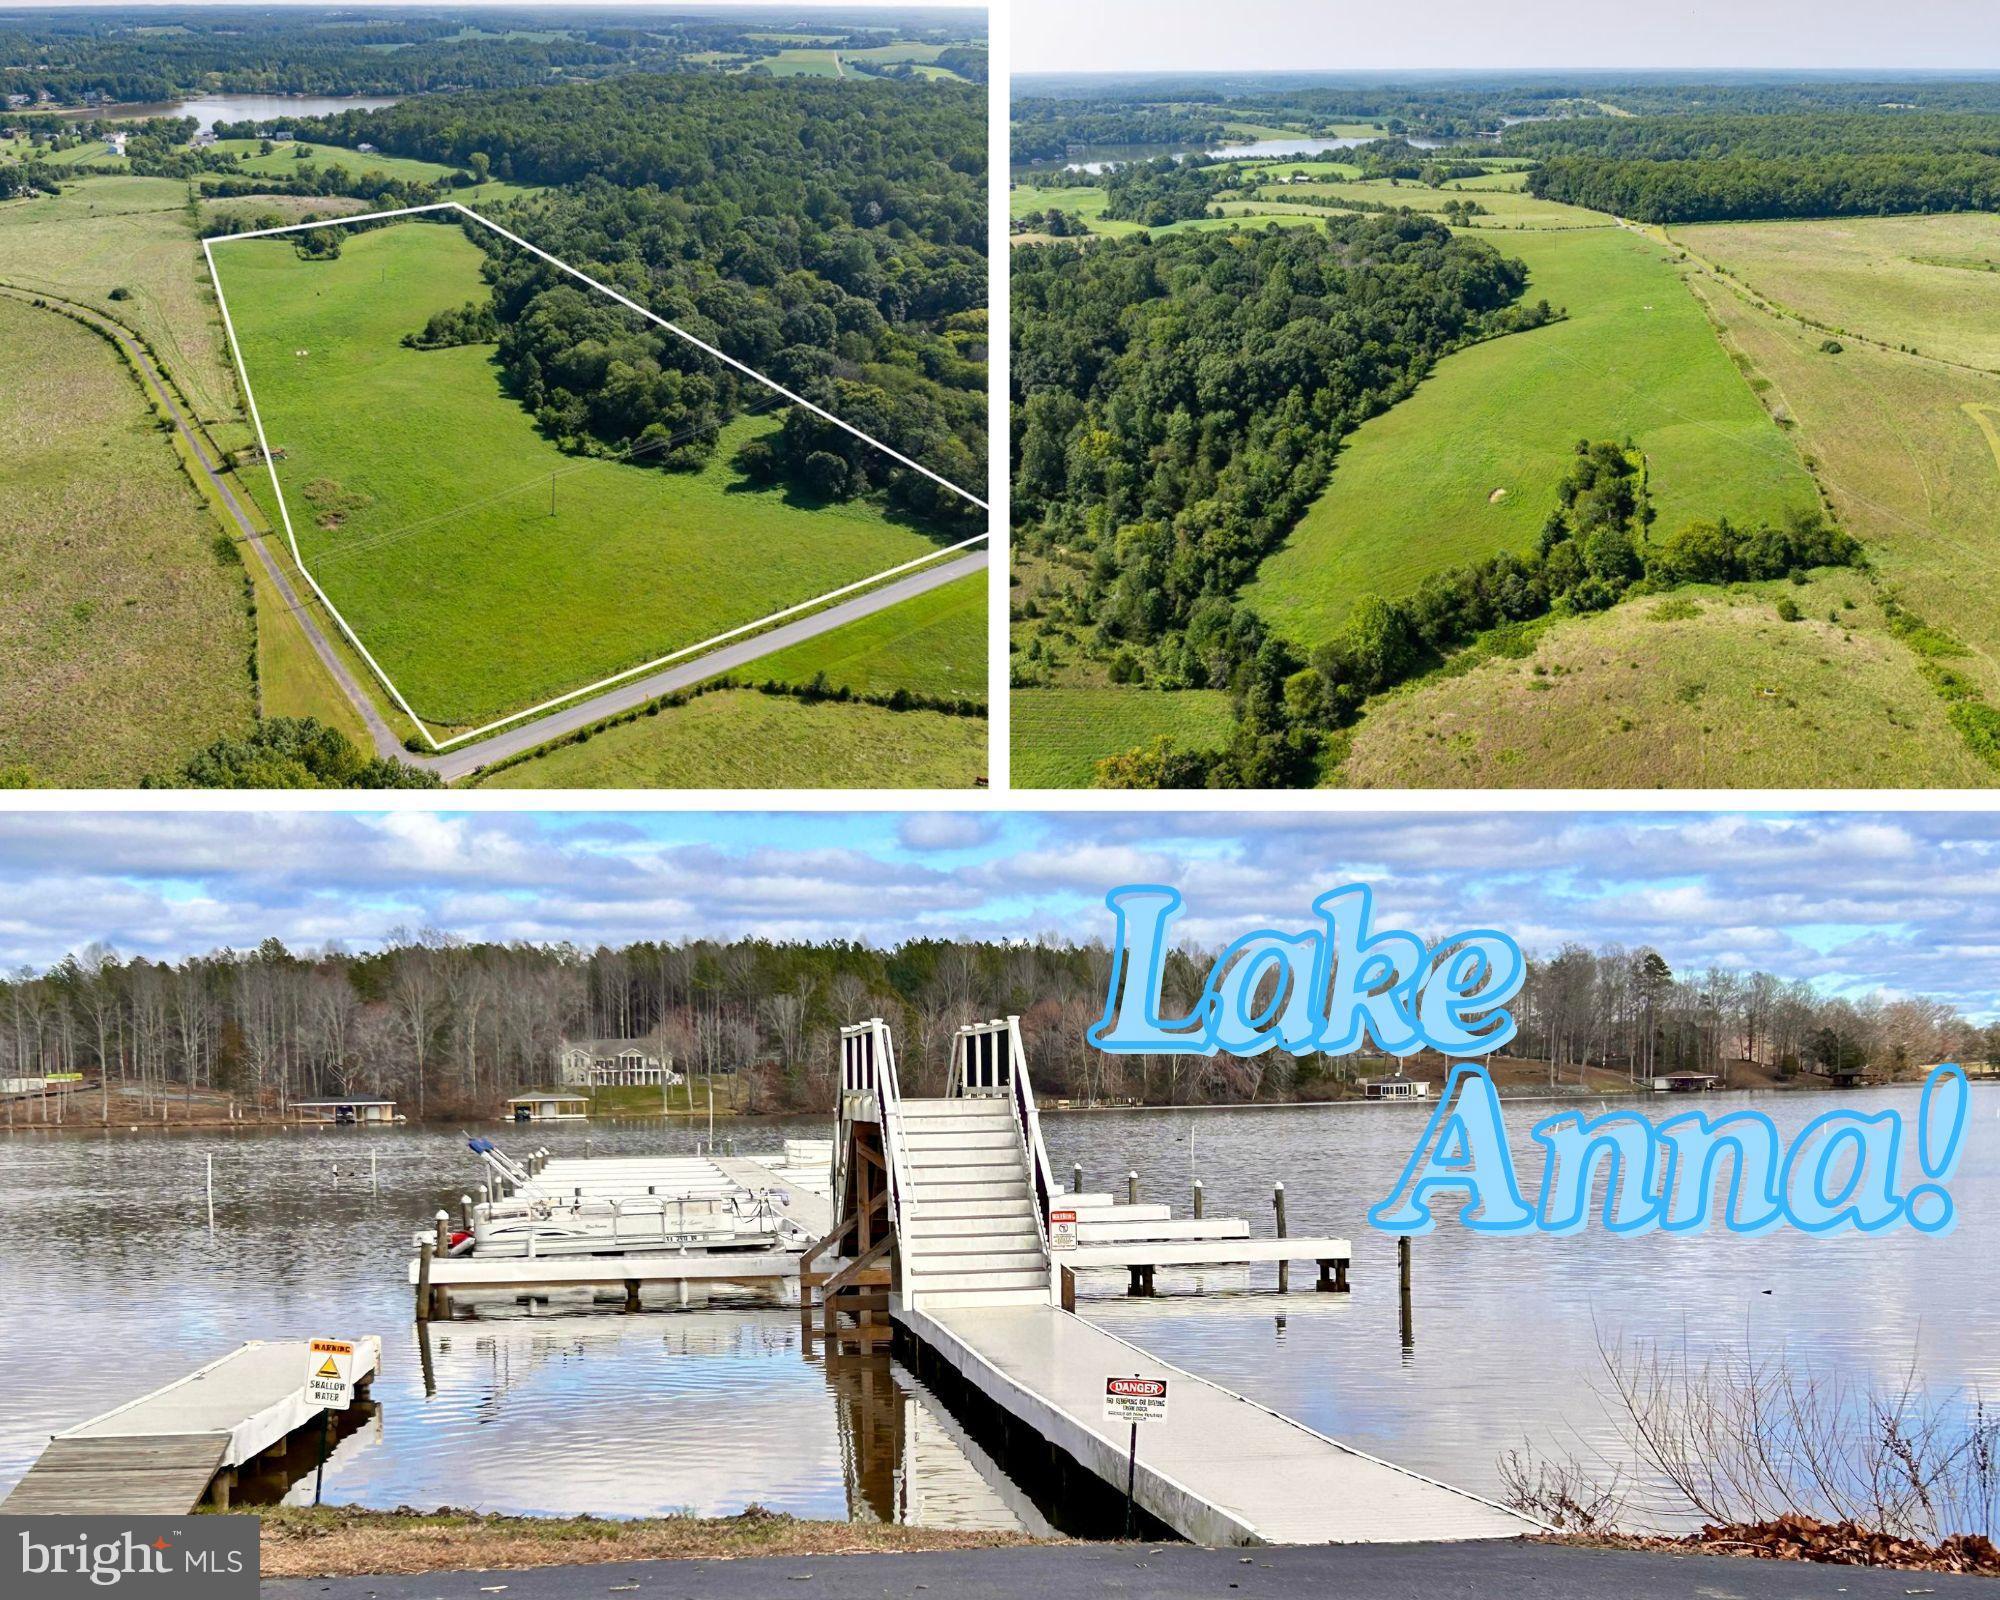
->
[561,1037,663,1057]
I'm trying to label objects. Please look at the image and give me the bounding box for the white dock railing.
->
[950,1017,1056,1273]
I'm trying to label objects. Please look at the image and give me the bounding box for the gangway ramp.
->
[900,1301,1537,1546]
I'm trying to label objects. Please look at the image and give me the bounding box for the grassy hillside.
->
[1245,226,1818,648]
[1012,687,1235,788]
[752,571,986,702]
[202,139,539,208]
[471,687,986,788]
[1687,263,2000,694]
[214,221,950,735]
[0,175,245,446]
[1678,213,2000,371]
[1337,574,1998,789]
[0,294,254,784]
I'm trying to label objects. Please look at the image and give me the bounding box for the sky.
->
[1014,0,2000,75]
[1,810,1997,1016]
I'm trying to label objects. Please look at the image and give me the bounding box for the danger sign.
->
[1104,1375,1169,1425]
[306,1337,355,1408]
[1050,1208,1078,1251]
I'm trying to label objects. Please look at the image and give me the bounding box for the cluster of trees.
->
[2,931,1984,1119]
[0,161,56,200]
[1011,101,1231,164]
[403,298,499,350]
[295,75,985,525]
[1014,215,1545,781]
[1011,207,1089,238]
[1515,112,2000,223]
[1099,154,1230,225]
[143,718,439,790]
[0,8,824,106]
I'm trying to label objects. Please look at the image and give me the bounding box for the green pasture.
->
[1011,687,1235,788]
[1245,227,1819,648]
[753,571,986,702]
[213,221,951,733]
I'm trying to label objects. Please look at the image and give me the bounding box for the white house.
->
[104,131,127,156]
[556,1037,682,1088]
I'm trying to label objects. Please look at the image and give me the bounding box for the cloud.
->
[0,810,1995,1018]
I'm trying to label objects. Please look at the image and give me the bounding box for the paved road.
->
[0,283,405,760]
[6,283,986,784]
[420,549,989,782]
[262,1540,1990,1599]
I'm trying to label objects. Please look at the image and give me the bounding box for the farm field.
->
[0,174,245,445]
[1676,213,2000,372]
[200,192,372,230]
[0,293,254,786]
[1335,574,1998,788]
[1012,688,1235,788]
[1244,226,1819,648]
[203,139,540,207]
[472,688,986,788]
[212,220,955,737]
[753,572,986,702]
[1688,267,2000,693]
[1239,175,1609,230]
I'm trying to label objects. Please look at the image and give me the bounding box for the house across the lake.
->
[1361,1074,1430,1101]
[556,1036,681,1088]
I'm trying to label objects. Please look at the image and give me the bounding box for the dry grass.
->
[257,1504,1051,1579]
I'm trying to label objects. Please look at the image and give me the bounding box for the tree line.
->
[3,932,1987,1118]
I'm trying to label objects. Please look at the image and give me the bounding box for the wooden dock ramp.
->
[0,1338,380,1515]
[829,1016,1541,1547]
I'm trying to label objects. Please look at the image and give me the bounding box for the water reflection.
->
[1,1086,1991,1521]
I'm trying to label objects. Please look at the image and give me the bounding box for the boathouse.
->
[507,1091,590,1123]
[1361,1073,1430,1101]
[1651,1072,1720,1093]
[294,1097,397,1125]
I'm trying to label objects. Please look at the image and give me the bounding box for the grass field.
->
[1240,176,1609,231]
[1011,687,1235,788]
[200,193,372,230]
[472,687,986,788]
[213,220,956,734]
[1688,265,2000,694]
[0,174,245,445]
[0,294,254,784]
[1677,213,2000,372]
[203,139,538,207]
[752,572,986,701]
[1245,226,1819,648]
[1335,574,1998,788]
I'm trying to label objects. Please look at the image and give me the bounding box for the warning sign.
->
[1104,1375,1169,1426]
[305,1337,355,1408]
[1050,1208,1078,1251]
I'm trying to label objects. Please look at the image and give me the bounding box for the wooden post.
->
[625,1279,641,1313]
[414,1239,434,1322]
[1126,1170,1139,1206]
[1192,1178,1204,1218]
[1274,1183,1289,1293]
[206,1154,215,1233]
[459,1194,473,1232]
[1072,1161,1083,1197]
[1399,1234,1413,1348]
[434,1210,450,1253]
[1060,1265,1077,1313]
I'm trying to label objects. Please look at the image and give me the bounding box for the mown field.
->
[202,139,539,208]
[1012,687,1235,788]
[214,221,951,734]
[472,688,986,788]
[0,174,246,445]
[1245,226,1819,648]
[753,571,986,701]
[1687,259,2000,695]
[1336,574,1998,788]
[1677,213,2000,371]
[0,293,254,785]
[199,192,372,230]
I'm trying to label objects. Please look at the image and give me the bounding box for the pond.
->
[76,93,401,132]
[0,1084,1990,1528]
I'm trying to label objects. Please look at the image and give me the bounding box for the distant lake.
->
[1041,133,1375,175]
[72,93,401,133]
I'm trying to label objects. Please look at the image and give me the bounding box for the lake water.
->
[1044,134,1373,175]
[1,1085,1992,1529]
[76,93,401,132]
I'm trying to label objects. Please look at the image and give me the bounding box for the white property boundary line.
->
[203,201,988,751]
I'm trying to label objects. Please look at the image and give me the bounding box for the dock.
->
[1,1337,381,1514]
[816,1016,1541,1547]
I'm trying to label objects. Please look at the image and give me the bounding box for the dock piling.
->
[459,1194,473,1233]
[1126,1170,1139,1205]
[414,1239,434,1322]
[370,1150,378,1193]
[205,1154,215,1234]
[1399,1235,1414,1349]
[1072,1162,1083,1197]
[1192,1178,1204,1218]
[434,1209,450,1254]
[1274,1183,1289,1293]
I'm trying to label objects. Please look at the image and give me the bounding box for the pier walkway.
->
[828,1017,1540,1548]
[1,1337,380,1514]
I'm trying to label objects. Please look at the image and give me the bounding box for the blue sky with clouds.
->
[0,810,1995,1016]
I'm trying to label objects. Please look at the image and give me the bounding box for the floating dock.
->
[1,1338,380,1514]
[816,1017,1541,1547]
